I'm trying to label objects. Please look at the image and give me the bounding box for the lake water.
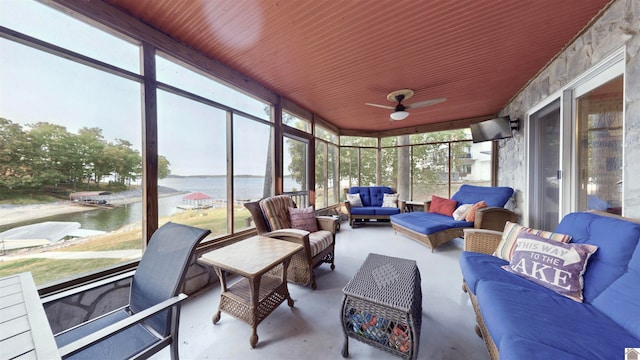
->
[1,176,300,233]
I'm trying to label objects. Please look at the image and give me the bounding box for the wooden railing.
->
[283,190,309,208]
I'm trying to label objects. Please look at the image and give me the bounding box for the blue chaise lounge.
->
[390,185,516,252]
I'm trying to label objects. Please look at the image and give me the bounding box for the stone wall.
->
[497,0,640,218]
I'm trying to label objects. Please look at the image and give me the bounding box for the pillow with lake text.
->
[502,232,597,302]
[493,221,572,261]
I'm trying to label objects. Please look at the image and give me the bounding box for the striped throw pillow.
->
[493,221,572,261]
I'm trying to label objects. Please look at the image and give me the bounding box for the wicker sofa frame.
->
[244,197,337,290]
[391,203,517,252]
[461,228,503,360]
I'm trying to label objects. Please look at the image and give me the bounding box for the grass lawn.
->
[0,258,125,285]
[0,206,252,286]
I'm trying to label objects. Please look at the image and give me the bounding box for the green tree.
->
[0,118,31,189]
[27,122,71,188]
[158,155,170,179]
[75,127,106,186]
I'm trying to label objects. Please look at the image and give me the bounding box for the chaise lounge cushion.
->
[451,184,514,207]
[391,211,472,235]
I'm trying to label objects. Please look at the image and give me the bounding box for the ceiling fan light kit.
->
[390,111,409,121]
[365,88,446,121]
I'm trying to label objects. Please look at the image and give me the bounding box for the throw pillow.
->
[464,200,488,222]
[428,195,458,216]
[289,206,318,232]
[502,232,598,302]
[382,193,399,207]
[346,193,363,207]
[493,221,572,261]
[453,203,473,221]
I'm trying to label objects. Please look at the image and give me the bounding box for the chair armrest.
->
[463,229,503,254]
[398,199,406,212]
[58,293,187,358]
[263,229,312,250]
[474,207,518,231]
[424,200,431,212]
[316,216,338,233]
[343,200,352,213]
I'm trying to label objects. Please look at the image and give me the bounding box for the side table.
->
[341,253,422,360]
[200,236,303,348]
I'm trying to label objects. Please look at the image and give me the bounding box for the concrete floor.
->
[151,222,490,360]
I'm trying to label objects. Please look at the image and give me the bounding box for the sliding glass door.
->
[529,100,561,230]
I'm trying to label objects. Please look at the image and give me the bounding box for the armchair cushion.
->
[260,195,295,231]
[429,195,458,216]
[309,231,334,257]
[289,206,318,232]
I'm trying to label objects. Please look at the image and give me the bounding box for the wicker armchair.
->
[244,195,337,290]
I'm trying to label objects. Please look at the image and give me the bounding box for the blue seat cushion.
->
[390,212,471,235]
[476,281,640,360]
[373,207,401,216]
[350,207,377,215]
[459,251,542,294]
[499,336,597,360]
[451,184,513,207]
[554,212,640,301]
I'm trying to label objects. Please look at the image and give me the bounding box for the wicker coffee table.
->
[200,236,303,348]
[341,253,422,360]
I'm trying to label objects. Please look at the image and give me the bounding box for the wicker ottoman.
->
[341,253,422,359]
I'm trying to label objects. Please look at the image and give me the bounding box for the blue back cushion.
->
[349,186,393,207]
[554,212,640,303]
[451,184,513,207]
[558,212,640,339]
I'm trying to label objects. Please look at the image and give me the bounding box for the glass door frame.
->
[524,48,625,226]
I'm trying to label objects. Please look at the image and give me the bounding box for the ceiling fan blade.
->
[365,102,395,110]
[406,97,447,109]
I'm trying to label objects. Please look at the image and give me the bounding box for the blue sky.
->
[0,0,276,176]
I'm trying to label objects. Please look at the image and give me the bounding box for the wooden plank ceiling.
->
[106,0,612,134]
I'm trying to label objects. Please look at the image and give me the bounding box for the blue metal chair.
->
[54,222,210,360]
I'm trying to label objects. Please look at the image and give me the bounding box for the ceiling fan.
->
[365,89,446,121]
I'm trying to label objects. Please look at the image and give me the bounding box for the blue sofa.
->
[344,186,403,227]
[390,185,516,252]
[460,211,640,359]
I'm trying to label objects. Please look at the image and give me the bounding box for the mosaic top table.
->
[341,253,422,360]
[200,236,303,348]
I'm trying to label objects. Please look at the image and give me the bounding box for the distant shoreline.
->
[0,187,184,227]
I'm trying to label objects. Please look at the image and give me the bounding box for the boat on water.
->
[69,191,114,208]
